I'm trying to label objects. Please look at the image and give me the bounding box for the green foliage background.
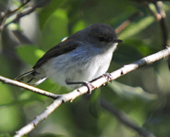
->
[0,0,170,137]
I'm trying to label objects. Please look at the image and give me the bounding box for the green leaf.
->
[108,81,157,101]
[16,45,45,66]
[0,55,12,76]
[40,9,68,51]
[0,133,12,137]
[89,89,103,118]
[114,42,143,64]
[0,83,14,105]
[0,106,21,132]
[39,0,67,30]
[119,16,155,39]
[72,20,86,34]
[35,133,68,137]
[123,39,153,56]
[113,39,153,64]
[81,0,136,24]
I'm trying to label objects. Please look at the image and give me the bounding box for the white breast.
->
[39,43,117,89]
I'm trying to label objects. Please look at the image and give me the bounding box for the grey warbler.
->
[16,23,123,91]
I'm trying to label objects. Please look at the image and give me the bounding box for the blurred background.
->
[0,0,170,137]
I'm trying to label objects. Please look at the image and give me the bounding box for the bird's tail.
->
[15,69,46,86]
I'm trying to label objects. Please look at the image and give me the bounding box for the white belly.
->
[39,44,117,89]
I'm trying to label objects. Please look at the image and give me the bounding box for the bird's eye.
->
[98,37,106,42]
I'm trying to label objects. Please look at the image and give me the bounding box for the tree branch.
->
[0,0,50,31]
[154,1,169,48]
[100,98,156,137]
[0,47,166,136]
[147,2,170,69]
[0,0,31,27]
[146,2,169,47]
[0,76,58,99]
[116,11,143,34]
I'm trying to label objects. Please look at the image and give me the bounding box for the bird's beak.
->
[113,39,123,43]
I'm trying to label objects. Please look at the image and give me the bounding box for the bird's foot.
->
[66,80,94,94]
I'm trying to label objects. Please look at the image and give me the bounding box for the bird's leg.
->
[90,73,112,86]
[102,73,112,81]
[102,73,112,86]
[65,80,94,94]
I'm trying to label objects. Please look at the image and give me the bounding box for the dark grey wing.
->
[33,39,80,69]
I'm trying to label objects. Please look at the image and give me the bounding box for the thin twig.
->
[11,0,31,13]
[146,2,169,47]
[145,2,170,69]
[116,11,143,34]
[144,2,161,20]
[0,76,58,99]
[153,2,170,70]
[0,0,49,31]
[12,30,33,44]
[14,98,64,137]
[0,0,31,28]
[154,1,169,48]
[100,98,156,137]
[5,46,170,136]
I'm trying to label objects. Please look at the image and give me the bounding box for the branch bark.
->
[0,47,169,136]
[0,76,58,99]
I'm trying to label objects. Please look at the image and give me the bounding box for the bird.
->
[15,23,123,91]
